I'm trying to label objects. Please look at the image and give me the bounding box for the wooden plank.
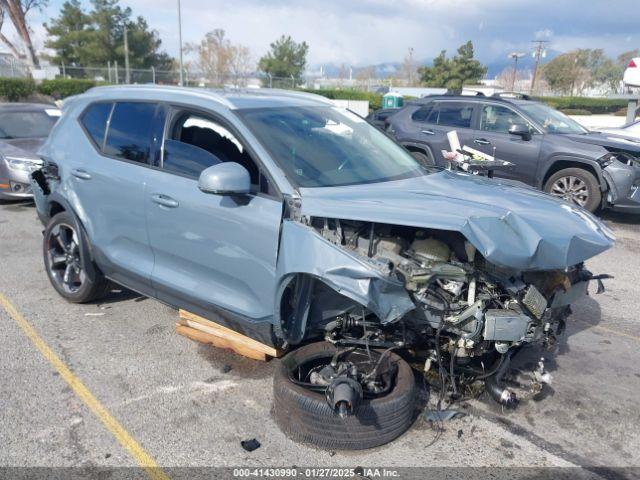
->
[176,324,268,361]
[178,309,283,359]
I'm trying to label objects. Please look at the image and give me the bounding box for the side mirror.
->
[198,162,251,195]
[509,123,532,141]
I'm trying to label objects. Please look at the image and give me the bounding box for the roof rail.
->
[492,91,531,100]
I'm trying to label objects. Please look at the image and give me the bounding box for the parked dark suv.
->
[387,93,640,212]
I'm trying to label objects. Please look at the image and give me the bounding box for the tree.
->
[258,35,308,86]
[542,49,620,95]
[186,29,252,86]
[417,41,486,90]
[43,0,91,67]
[0,0,47,68]
[45,0,172,71]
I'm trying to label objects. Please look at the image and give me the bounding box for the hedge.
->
[37,78,97,98]
[300,88,383,110]
[537,96,629,114]
[0,77,36,101]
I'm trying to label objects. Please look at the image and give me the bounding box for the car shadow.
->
[598,209,640,225]
[92,285,147,305]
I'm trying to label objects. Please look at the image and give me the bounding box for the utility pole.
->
[508,52,525,91]
[177,0,184,86]
[408,47,414,86]
[124,24,130,84]
[530,40,549,94]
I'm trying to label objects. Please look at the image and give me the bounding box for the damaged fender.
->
[275,220,415,340]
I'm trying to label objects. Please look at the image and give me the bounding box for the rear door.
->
[410,100,477,164]
[471,103,542,185]
[72,101,162,294]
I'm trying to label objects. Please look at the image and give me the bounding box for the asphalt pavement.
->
[1,200,639,478]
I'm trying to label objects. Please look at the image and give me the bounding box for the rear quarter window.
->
[80,102,113,148]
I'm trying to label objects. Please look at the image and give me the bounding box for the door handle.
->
[71,168,91,180]
[474,138,491,145]
[421,129,435,135]
[151,193,179,208]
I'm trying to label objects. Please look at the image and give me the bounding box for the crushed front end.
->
[276,208,613,409]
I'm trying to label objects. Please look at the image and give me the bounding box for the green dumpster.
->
[382,93,404,109]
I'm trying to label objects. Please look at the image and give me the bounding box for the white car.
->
[599,119,640,141]
[623,57,640,87]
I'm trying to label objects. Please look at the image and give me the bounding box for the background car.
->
[387,93,640,212]
[0,103,60,200]
[598,119,640,141]
[365,107,400,130]
[623,57,640,87]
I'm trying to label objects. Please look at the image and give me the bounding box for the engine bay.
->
[300,217,596,407]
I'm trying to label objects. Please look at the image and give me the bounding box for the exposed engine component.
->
[306,217,599,410]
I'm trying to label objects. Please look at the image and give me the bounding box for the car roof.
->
[82,85,334,110]
[0,102,56,112]
[407,93,533,107]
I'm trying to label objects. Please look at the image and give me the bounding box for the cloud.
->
[25,0,640,68]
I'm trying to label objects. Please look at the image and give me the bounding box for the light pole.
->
[123,24,130,84]
[508,52,525,91]
[177,0,184,86]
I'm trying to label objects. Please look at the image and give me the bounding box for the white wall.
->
[331,99,370,117]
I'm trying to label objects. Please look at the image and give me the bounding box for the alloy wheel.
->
[46,223,85,294]
[550,175,589,207]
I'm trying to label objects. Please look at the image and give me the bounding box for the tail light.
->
[628,59,637,68]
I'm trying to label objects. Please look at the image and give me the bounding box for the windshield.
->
[237,106,424,188]
[0,110,59,139]
[520,103,588,134]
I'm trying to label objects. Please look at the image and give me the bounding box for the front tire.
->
[273,342,416,450]
[43,211,109,303]
[543,167,601,212]
[410,150,435,167]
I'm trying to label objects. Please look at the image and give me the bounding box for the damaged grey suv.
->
[31,86,614,450]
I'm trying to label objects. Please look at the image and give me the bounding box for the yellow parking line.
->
[0,293,170,480]
[575,318,640,342]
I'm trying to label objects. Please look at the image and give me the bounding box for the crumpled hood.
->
[299,170,615,271]
[563,132,640,154]
[0,137,45,159]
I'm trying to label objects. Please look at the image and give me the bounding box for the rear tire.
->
[273,342,416,450]
[543,167,601,212]
[410,150,435,167]
[43,211,109,303]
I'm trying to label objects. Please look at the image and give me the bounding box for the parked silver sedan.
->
[0,103,60,200]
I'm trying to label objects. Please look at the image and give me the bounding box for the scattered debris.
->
[240,438,261,452]
[84,312,105,317]
[424,409,466,422]
[457,429,463,439]
[222,364,232,374]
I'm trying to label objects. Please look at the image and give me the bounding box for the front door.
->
[145,108,283,322]
[472,103,542,185]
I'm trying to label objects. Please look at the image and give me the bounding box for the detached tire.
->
[543,167,601,212]
[273,342,416,450]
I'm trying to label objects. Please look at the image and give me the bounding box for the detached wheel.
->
[273,342,416,450]
[410,150,434,166]
[43,211,109,303]
[543,168,601,212]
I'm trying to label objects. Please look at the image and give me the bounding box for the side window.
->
[411,105,434,122]
[480,105,530,134]
[164,112,261,187]
[433,102,474,128]
[81,102,112,149]
[104,102,157,163]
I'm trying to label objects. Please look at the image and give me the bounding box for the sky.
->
[21,0,640,70]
